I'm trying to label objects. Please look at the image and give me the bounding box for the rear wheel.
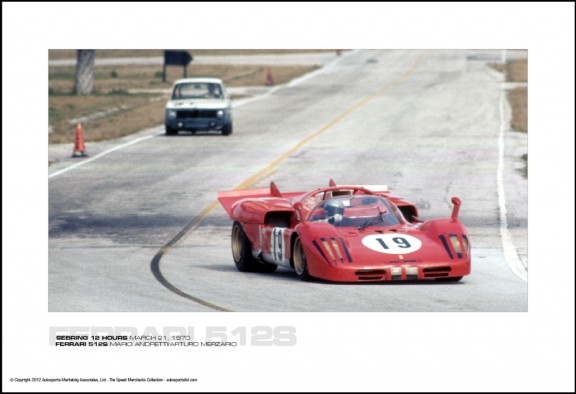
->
[292,237,312,281]
[231,222,277,273]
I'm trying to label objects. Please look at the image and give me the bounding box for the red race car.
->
[217,180,470,282]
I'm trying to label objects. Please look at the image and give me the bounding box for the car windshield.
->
[172,82,223,99]
[308,195,402,228]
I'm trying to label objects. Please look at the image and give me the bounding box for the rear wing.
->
[217,182,302,218]
[329,178,388,193]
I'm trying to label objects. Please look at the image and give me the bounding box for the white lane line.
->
[497,49,527,282]
[48,134,158,179]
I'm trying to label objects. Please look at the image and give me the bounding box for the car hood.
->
[299,222,455,265]
[166,99,229,110]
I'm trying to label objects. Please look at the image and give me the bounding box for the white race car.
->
[164,78,232,136]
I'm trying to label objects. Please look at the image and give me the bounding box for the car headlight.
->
[216,110,224,118]
[166,109,177,119]
[449,235,463,257]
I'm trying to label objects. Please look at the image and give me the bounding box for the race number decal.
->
[271,228,287,263]
[361,234,422,254]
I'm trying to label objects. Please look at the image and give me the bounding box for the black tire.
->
[222,122,233,136]
[165,125,177,136]
[435,276,463,282]
[231,222,277,273]
[292,236,313,281]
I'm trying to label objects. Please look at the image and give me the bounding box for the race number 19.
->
[362,234,422,254]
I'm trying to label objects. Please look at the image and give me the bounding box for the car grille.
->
[177,110,218,119]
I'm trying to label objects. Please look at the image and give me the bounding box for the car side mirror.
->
[294,202,303,222]
[451,197,461,222]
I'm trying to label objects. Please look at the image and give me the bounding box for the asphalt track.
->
[48,49,528,311]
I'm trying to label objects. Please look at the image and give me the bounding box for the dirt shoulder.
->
[491,53,528,132]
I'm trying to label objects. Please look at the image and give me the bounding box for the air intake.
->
[422,267,451,278]
[355,269,386,281]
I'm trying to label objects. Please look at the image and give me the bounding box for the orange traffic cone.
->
[72,123,88,157]
[265,69,274,86]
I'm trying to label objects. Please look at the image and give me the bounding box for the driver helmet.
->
[324,198,345,217]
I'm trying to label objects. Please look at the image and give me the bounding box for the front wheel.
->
[292,237,312,281]
[165,125,177,136]
[222,122,233,136]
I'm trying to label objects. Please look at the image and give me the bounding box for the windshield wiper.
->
[359,213,385,230]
